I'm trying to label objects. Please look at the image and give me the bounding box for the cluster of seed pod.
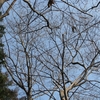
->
[48,0,54,7]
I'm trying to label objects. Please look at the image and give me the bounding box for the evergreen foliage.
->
[0,73,18,100]
[0,12,5,65]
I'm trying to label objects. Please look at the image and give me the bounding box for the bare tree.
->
[4,11,45,100]
[3,0,100,100]
[35,20,100,100]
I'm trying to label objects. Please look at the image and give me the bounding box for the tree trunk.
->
[27,94,33,100]
[60,89,69,100]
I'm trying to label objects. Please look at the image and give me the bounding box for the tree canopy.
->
[1,0,100,100]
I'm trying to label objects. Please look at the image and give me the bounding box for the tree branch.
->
[0,0,16,19]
